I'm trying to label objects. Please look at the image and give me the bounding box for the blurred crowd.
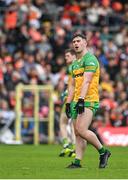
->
[0,0,128,143]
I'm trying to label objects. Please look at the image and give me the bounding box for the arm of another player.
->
[65,76,75,118]
[66,75,75,103]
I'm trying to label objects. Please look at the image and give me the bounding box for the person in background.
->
[59,49,76,157]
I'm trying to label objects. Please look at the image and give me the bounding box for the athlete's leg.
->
[75,107,111,168]
[75,107,103,150]
[69,119,76,145]
[60,112,69,145]
[59,112,76,157]
[67,120,87,168]
[73,121,86,160]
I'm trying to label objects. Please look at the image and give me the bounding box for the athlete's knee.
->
[82,130,95,140]
[75,122,86,134]
[74,127,79,136]
[76,125,89,140]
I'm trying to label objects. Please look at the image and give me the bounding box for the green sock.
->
[74,158,81,165]
[68,143,75,150]
[62,138,69,148]
[72,144,75,150]
[98,147,105,155]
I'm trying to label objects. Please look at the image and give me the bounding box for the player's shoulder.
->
[69,60,77,69]
[67,61,75,74]
[68,63,73,69]
[68,62,73,71]
[71,59,77,65]
[84,52,99,66]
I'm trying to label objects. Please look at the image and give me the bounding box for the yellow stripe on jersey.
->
[85,66,96,72]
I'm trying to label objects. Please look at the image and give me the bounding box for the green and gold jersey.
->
[61,64,73,103]
[67,63,73,86]
[71,52,100,102]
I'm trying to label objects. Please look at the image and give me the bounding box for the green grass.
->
[0,144,128,179]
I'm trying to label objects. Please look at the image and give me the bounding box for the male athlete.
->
[59,49,76,157]
[66,34,111,168]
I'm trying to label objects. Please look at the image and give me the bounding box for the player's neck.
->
[77,49,88,59]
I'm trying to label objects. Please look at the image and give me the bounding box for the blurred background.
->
[0,0,127,146]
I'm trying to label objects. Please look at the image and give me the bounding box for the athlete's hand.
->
[65,103,71,118]
[76,98,85,114]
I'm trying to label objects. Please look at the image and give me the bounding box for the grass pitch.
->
[0,144,127,179]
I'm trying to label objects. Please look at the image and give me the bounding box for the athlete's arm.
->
[80,72,94,99]
[66,76,75,103]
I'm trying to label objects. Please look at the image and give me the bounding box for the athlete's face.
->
[72,36,87,53]
[65,52,76,65]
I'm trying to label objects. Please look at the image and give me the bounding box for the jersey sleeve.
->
[67,64,72,76]
[67,64,74,85]
[84,56,98,72]
[68,64,74,78]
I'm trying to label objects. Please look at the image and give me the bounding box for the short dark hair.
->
[65,49,76,56]
[72,33,86,41]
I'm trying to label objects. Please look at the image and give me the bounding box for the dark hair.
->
[72,33,86,41]
[64,49,76,55]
